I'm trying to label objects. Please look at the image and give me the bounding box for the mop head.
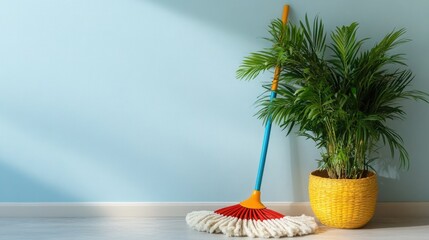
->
[186,204,318,238]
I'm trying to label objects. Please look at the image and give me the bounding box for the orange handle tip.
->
[282,5,290,24]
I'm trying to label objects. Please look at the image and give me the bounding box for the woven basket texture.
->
[309,170,378,228]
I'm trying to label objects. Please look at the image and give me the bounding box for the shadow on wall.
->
[0,161,78,202]
[0,114,152,202]
[373,147,409,201]
[144,0,287,37]
[288,136,305,202]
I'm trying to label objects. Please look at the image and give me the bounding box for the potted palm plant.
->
[237,16,428,228]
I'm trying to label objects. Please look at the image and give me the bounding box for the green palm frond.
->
[236,50,277,80]
[329,22,367,79]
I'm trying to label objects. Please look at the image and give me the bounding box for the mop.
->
[186,5,318,238]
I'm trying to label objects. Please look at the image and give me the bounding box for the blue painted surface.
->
[0,0,428,202]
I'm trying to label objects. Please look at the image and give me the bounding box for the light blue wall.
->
[0,0,428,202]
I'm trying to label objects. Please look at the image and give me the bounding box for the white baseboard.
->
[0,202,428,218]
[373,202,429,218]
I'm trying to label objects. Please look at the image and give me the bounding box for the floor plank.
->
[0,217,428,240]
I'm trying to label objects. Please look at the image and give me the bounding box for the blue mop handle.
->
[254,5,289,191]
[254,91,277,191]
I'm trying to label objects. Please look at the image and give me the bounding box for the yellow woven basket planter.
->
[309,170,378,228]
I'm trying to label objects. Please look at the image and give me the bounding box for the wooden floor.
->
[0,217,428,240]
